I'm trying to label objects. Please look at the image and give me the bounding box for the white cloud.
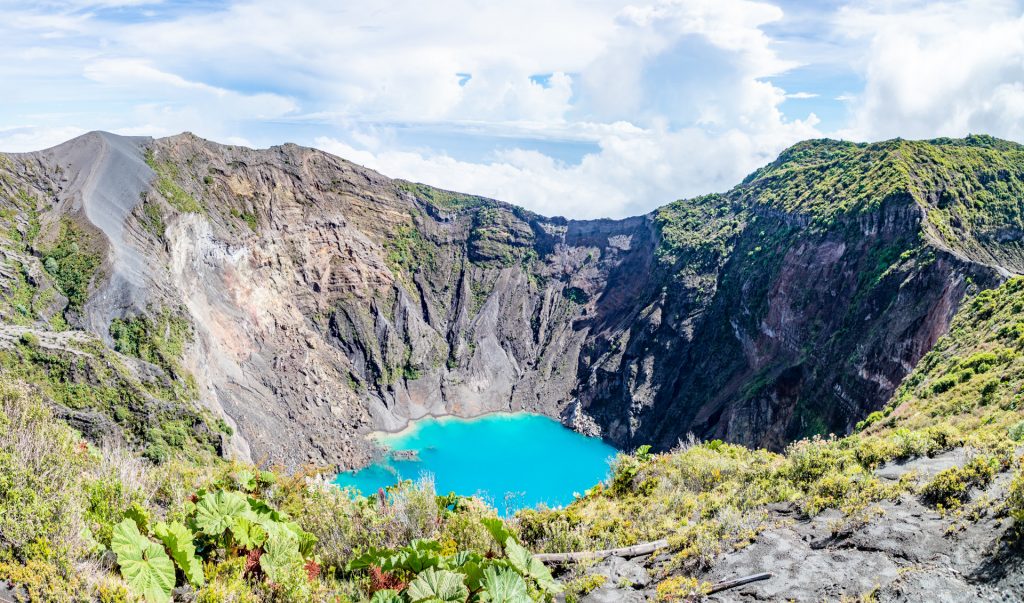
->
[0,126,89,153]
[0,0,826,218]
[8,0,1023,218]
[117,0,624,125]
[315,112,819,220]
[82,58,298,135]
[301,0,820,218]
[836,0,1024,142]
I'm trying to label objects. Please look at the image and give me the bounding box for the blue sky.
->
[2,0,1024,218]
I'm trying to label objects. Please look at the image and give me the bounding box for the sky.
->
[2,0,1024,219]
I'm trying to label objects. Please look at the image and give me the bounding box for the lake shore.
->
[368,410,549,440]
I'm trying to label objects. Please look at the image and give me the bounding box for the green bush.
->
[145,150,203,214]
[40,220,100,311]
[109,309,192,375]
[931,375,958,394]
[1009,420,1024,442]
[1007,468,1024,524]
[0,384,88,572]
[920,456,997,509]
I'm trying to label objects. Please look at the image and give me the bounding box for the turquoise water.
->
[334,414,617,514]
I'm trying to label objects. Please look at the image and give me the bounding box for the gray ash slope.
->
[1,131,1022,469]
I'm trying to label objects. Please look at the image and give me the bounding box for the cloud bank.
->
[0,0,1022,218]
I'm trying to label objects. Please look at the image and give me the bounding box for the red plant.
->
[244,548,263,577]
[369,565,406,593]
[304,559,321,582]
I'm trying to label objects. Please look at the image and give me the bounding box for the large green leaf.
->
[479,566,530,603]
[248,496,287,522]
[346,546,391,571]
[400,539,443,573]
[259,523,304,584]
[405,567,469,603]
[444,550,481,570]
[233,469,257,492]
[194,490,250,537]
[153,520,205,587]
[370,590,406,603]
[481,518,514,548]
[459,560,487,592]
[504,539,562,595]
[283,520,318,557]
[111,519,176,603]
[229,516,268,550]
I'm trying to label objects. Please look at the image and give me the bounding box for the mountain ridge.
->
[2,131,1023,470]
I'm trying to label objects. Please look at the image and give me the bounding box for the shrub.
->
[1007,467,1024,524]
[1009,420,1024,442]
[655,576,711,601]
[0,383,88,573]
[345,521,562,602]
[40,220,100,311]
[920,456,997,510]
[564,573,606,602]
[784,435,844,486]
[856,411,885,431]
[931,375,957,394]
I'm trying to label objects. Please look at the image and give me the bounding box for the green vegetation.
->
[41,219,101,311]
[2,189,42,252]
[345,521,561,602]
[385,223,436,275]
[0,331,214,461]
[919,456,999,511]
[516,276,1024,582]
[145,149,204,213]
[230,208,259,232]
[657,136,1024,263]
[397,181,539,270]
[737,136,1024,247]
[653,193,744,304]
[0,380,561,602]
[562,287,588,305]
[1,261,49,325]
[141,196,165,237]
[396,181,500,214]
[863,277,1024,450]
[110,308,193,376]
[468,207,537,269]
[516,435,911,573]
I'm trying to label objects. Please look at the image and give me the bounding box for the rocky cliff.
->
[1,132,1021,468]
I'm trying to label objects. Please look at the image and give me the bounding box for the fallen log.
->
[534,538,669,563]
[708,572,772,594]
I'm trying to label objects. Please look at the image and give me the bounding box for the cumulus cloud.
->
[316,113,819,219]
[0,126,89,153]
[836,0,1024,142]
[1,0,1022,217]
[312,0,819,218]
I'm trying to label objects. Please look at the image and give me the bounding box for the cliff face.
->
[581,138,1024,451]
[0,132,1021,468]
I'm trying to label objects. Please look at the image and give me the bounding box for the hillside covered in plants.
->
[1,132,1024,600]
